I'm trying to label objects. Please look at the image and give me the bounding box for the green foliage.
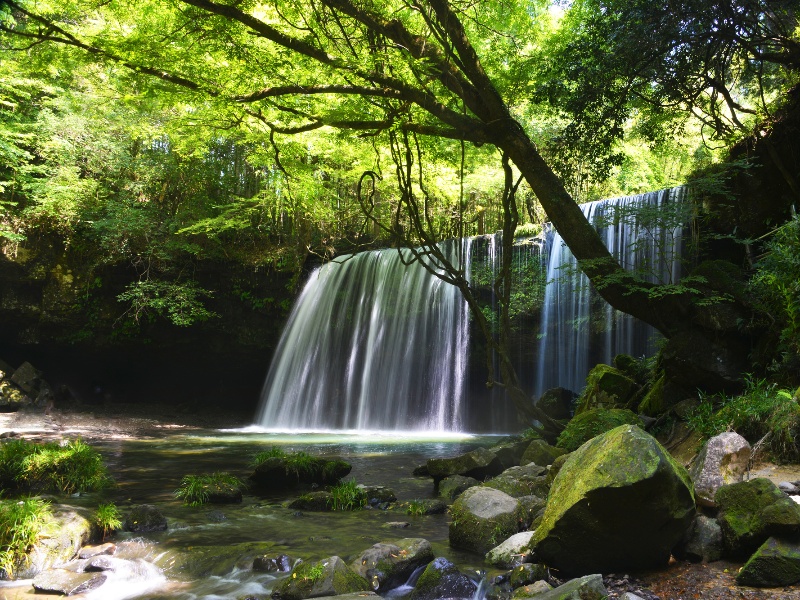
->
[750,217,800,380]
[93,502,122,540]
[326,480,367,511]
[556,408,643,452]
[686,376,800,461]
[0,497,53,577]
[403,500,427,516]
[514,222,542,238]
[250,446,288,467]
[117,279,218,327]
[175,472,244,507]
[0,439,111,495]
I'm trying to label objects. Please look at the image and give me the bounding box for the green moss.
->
[556,408,643,451]
[575,364,637,415]
[638,374,666,417]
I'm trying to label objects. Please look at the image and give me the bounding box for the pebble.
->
[778,481,800,494]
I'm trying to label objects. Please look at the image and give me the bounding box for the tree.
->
[2,0,795,428]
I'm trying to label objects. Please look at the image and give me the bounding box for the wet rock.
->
[271,556,370,600]
[715,477,800,557]
[253,553,292,572]
[84,555,129,572]
[287,491,333,511]
[511,580,552,597]
[483,464,548,498]
[508,563,549,589]
[438,475,479,501]
[689,432,750,507]
[449,487,524,554]
[124,504,167,533]
[384,522,411,529]
[736,536,800,587]
[533,425,695,575]
[486,530,536,568]
[426,447,504,483]
[520,439,566,468]
[555,408,643,452]
[676,514,723,563]
[536,387,575,420]
[350,538,434,592]
[409,557,476,600]
[513,574,606,599]
[32,570,106,595]
[361,485,396,504]
[574,364,637,414]
[78,543,116,559]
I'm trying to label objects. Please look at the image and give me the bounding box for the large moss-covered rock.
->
[715,478,800,557]
[15,509,92,579]
[689,432,750,507]
[272,556,371,600]
[350,538,434,592]
[536,387,575,420]
[426,447,504,483]
[492,439,534,469]
[736,536,800,587]
[438,475,479,501]
[449,487,525,554]
[124,505,167,533]
[520,440,566,467]
[637,374,666,417]
[482,464,548,499]
[556,408,643,452]
[532,425,695,575]
[409,557,476,600]
[575,364,637,415]
[249,456,351,491]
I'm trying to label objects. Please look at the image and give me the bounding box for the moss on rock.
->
[575,364,637,415]
[736,536,800,587]
[556,408,643,452]
[449,487,525,554]
[272,556,370,600]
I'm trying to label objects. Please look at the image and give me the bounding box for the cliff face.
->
[0,236,301,411]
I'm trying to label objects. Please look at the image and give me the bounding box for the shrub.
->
[175,472,244,507]
[327,480,367,511]
[0,497,53,577]
[93,502,122,540]
[0,438,111,495]
[250,446,287,467]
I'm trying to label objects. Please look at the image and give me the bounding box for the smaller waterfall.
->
[256,241,472,432]
[534,188,686,396]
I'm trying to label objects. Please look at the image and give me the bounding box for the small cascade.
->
[256,240,472,432]
[534,187,686,396]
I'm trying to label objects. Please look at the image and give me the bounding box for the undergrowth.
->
[0,497,53,577]
[175,472,244,506]
[326,480,367,511]
[93,502,122,540]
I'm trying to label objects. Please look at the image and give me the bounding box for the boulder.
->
[517,495,547,530]
[426,447,504,483]
[482,464,549,498]
[715,478,800,557]
[409,557,476,600]
[493,439,535,469]
[249,456,351,491]
[287,491,333,511]
[637,375,666,417]
[272,556,371,600]
[32,570,106,595]
[556,408,643,452]
[15,509,93,579]
[253,553,292,572]
[124,504,167,533]
[689,432,751,507]
[532,425,695,574]
[736,536,800,587]
[676,514,723,563]
[449,487,524,554]
[512,580,552,597]
[520,440,566,467]
[485,531,536,568]
[536,387,575,420]
[350,538,434,592]
[574,364,637,414]
[9,361,42,395]
[0,379,34,412]
[513,574,607,599]
[508,563,549,589]
[438,475,479,501]
[361,485,397,505]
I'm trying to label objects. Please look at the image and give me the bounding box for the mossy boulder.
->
[536,387,576,420]
[449,487,525,554]
[736,536,800,587]
[426,447,504,483]
[556,408,643,452]
[124,504,167,533]
[249,456,351,491]
[637,374,667,417]
[715,478,800,557]
[272,556,371,600]
[409,557,476,600]
[15,509,92,579]
[438,475,479,501]
[482,464,549,499]
[689,432,750,507]
[574,364,637,414]
[350,538,434,592]
[485,531,536,568]
[508,563,549,589]
[513,574,607,599]
[532,425,695,575]
[493,439,535,469]
[520,440,566,467]
[287,491,333,511]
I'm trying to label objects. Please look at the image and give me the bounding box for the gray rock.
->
[124,504,167,533]
[438,475,479,501]
[449,487,524,554]
[409,557,476,600]
[384,522,411,529]
[493,439,535,469]
[779,481,800,494]
[520,440,566,468]
[483,464,549,499]
[84,555,130,572]
[512,580,552,596]
[513,574,606,599]
[486,531,536,568]
[16,509,92,579]
[508,563,549,589]
[689,432,751,507]
[427,447,504,483]
[32,570,106,595]
[78,543,116,559]
[361,485,397,504]
[9,361,42,395]
[678,514,723,563]
[272,556,371,600]
[736,536,800,587]
[622,594,646,600]
[350,538,434,592]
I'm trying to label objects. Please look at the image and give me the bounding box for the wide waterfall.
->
[255,241,472,432]
[256,187,686,433]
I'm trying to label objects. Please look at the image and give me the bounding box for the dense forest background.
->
[0,0,798,413]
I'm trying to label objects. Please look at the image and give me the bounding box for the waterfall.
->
[256,240,472,432]
[533,187,686,396]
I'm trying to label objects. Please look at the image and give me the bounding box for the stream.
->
[0,428,499,600]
